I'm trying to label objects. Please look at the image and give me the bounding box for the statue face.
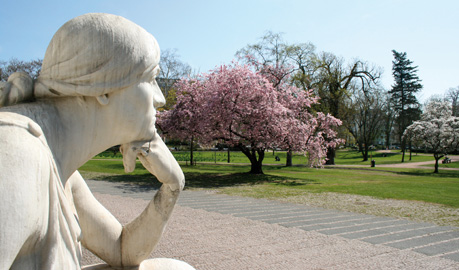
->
[110,66,165,143]
[150,67,166,109]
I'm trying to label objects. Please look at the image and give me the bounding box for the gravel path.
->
[335,153,459,170]
[328,160,459,170]
[376,157,459,169]
[82,180,459,269]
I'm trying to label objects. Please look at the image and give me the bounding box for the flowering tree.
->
[160,63,342,174]
[157,79,206,164]
[276,85,342,167]
[404,101,459,173]
[237,33,300,166]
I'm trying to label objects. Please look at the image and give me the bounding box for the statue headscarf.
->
[0,13,160,106]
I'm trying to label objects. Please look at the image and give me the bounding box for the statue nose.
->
[153,85,166,108]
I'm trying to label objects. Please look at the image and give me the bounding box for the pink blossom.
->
[159,62,342,172]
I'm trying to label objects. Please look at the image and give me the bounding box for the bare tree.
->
[236,31,294,88]
[285,42,316,91]
[158,49,192,98]
[383,92,397,149]
[446,86,459,116]
[237,32,317,91]
[345,88,386,161]
[0,58,42,81]
[237,33,383,166]
[309,52,381,164]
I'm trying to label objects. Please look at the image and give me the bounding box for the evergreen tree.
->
[389,50,422,162]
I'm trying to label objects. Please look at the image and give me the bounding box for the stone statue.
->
[0,13,194,270]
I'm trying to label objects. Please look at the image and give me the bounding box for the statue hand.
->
[120,137,184,192]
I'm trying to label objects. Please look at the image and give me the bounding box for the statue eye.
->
[152,66,160,78]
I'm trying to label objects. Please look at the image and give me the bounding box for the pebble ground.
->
[82,180,459,269]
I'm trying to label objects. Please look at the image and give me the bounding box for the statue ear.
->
[96,94,109,105]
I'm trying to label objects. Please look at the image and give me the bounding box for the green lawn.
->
[423,161,459,169]
[79,159,459,208]
[230,166,459,208]
[335,150,433,165]
[95,149,434,166]
[441,162,459,168]
[155,150,311,165]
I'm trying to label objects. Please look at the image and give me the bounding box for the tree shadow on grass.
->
[184,172,281,188]
[396,169,459,178]
[88,171,318,190]
[325,166,459,178]
[184,172,319,188]
[90,173,162,191]
[271,179,318,187]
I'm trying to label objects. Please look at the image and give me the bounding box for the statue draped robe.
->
[0,113,82,269]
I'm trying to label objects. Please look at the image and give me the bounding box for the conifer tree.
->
[389,50,422,162]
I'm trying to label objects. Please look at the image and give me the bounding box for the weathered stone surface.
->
[0,13,191,269]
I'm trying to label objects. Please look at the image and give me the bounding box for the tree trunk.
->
[400,138,406,163]
[190,136,194,166]
[434,158,439,173]
[286,149,293,167]
[357,142,363,154]
[325,147,335,165]
[433,153,443,174]
[385,132,391,150]
[239,146,265,174]
[250,160,264,174]
[227,148,230,163]
[362,145,369,162]
[250,149,264,174]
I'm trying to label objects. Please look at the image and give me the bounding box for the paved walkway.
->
[85,180,459,269]
[326,155,459,170]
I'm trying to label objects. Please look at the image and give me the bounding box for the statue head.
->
[35,13,161,99]
[1,13,164,108]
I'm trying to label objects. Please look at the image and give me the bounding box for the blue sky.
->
[1,0,458,102]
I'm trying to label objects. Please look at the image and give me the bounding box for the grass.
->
[79,158,459,208]
[94,148,431,166]
[423,161,459,169]
[80,149,459,226]
[335,150,433,165]
[233,166,459,208]
[95,149,309,165]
